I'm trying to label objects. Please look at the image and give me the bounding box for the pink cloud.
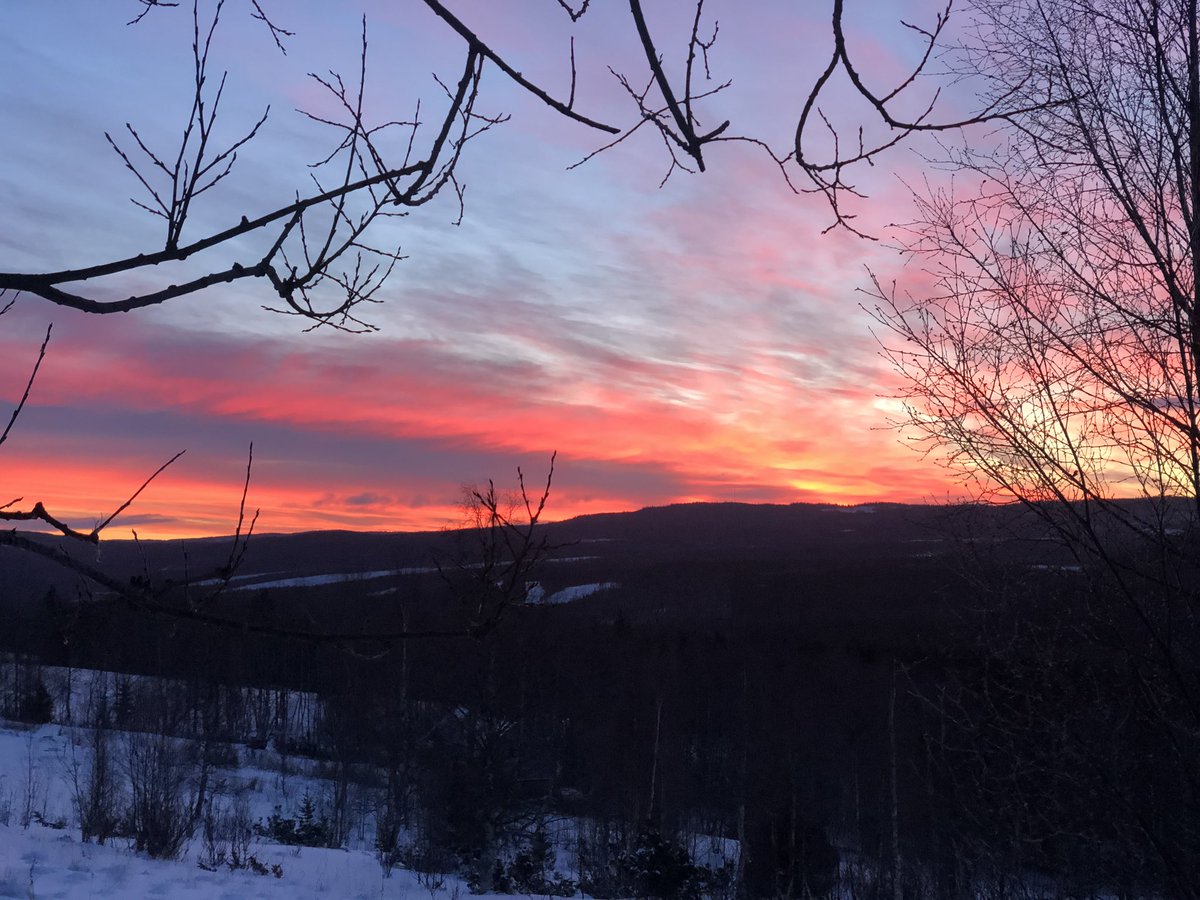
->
[0,3,975,539]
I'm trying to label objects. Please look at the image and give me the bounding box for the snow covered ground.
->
[542,583,619,605]
[0,662,743,900]
[1,823,462,900]
[228,568,439,591]
[0,722,494,900]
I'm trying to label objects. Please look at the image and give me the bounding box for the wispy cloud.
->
[0,2,962,538]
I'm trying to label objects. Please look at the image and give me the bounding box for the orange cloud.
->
[0,301,957,540]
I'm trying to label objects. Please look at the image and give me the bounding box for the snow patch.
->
[544,582,619,604]
[232,567,438,591]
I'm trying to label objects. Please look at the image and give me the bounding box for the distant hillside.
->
[0,499,1089,616]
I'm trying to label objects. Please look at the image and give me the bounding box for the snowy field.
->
[0,722,500,900]
[1,822,466,900]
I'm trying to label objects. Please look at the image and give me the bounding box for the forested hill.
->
[1,499,1092,624]
[0,501,959,579]
[1,499,1183,897]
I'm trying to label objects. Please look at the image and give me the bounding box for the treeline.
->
[4,540,1200,897]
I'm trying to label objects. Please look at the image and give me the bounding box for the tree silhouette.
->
[871,0,1200,892]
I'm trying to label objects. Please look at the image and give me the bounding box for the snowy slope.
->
[0,722,501,900]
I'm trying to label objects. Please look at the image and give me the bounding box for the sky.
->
[0,1,967,539]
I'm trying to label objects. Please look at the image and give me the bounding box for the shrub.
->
[203,742,240,769]
[11,676,54,725]
[742,807,838,900]
[124,732,194,859]
[199,796,254,873]
[581,825,703,900]
[618,827,701,900]
[257,791,335,848]
[501,824,576,897]
[77,726,121,844]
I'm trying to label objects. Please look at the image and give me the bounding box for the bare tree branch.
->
[419,0,618,134]
[0,323,50,450]
[793,0,1066,235]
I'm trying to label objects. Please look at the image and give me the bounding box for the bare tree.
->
[66,677,122,845]
[870,0,1200,893]
[124,728,196,859]
[872,0,1200,642]
[444,452,557,640]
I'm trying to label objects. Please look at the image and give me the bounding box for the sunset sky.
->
[0,1,966,539]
